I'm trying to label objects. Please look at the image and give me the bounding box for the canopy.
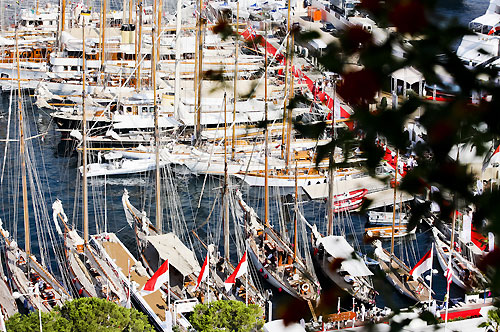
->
[391,66,423,85]
[317,236,373,277]
[146,233,200,277]
[263,320,306,332]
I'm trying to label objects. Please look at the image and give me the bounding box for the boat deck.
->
[101,239,168,321]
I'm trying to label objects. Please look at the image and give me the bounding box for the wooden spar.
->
[390,150,399,259]
[101,0,106,73]
[231,2,239,160]
[128,0,133,24]
[285,31,294,171]
[36,0,39,15]
[224,93,230,260]
[195,1,204,140]
[193,0,199,138]
[61,0,66,32]
[173,0,182,119]
[152,8,161,234]
[15,29,30,259]
[282,0,291,163]
[264,20,270,234]
[82,15,89,244]
[136,2,143,91]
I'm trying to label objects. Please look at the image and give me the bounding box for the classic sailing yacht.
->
[373,151,432,302]
[52,15,127,305]
[0,29,71,312]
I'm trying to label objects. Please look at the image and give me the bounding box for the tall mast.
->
[231,2,239,160]
[285,31,295,171]
[223,93,230,260]
[282,0,291,164]
[264,20,270,234]
[152,4,161,234]
[135,2,143,91]
[15,29,30,259]
[390,150,399,260]
[82,15,89,244]
[195,0,204,141]
[157,0,162,64]
[128,0,133,24]
[59,0,66,50]
[173,0,182,119]
[326,82,336,236]
[100,0,107,75]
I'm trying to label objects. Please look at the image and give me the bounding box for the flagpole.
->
[127,259,131,308]
[428,243,433,304]
[445,209,457,331]
[168,260,171,311]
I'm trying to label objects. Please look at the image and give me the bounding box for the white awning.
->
[317,236,373,277]
[391,66,423,85]
[146,233,200,277]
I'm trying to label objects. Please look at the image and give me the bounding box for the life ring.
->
[301,283,310,292]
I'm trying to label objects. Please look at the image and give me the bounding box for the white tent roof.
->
[263,320,306,332]
[146,233,200,277]
[391,66,423,85]
[317,236,373,277]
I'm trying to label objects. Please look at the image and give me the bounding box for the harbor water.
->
[0,0,492,320]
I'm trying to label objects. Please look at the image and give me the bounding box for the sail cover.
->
[146,233,201,277]
[317,236,373,277]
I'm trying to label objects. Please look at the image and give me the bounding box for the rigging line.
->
[0,80,14,184]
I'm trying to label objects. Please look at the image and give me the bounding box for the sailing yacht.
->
[0,29,72,313]
[372,152,432,302]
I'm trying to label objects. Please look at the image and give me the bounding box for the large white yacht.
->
[456,0,500,68]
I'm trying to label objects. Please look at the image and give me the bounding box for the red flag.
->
[409,247,433,278]
[196,252,209,290]
[140,259,169,295]
[224,252,248,291]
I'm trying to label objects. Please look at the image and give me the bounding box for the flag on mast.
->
[196,252,209,290]
[224,252,248,291]
[409,247,433,279]
[140,259,169,295]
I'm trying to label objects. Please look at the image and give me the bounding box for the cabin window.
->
[126,107,132,113]
[1,73,8,78]
[149,107,154,113]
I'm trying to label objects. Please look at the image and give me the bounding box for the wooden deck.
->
[101,239,168,321]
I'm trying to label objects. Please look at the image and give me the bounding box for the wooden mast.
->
[157,0,162,65]
[224,93,230,260]
[326,82,336,236]
[100,0,107,76]
[195,0,204,140]
[15,29,30,260]
[59,0,66,50]
[135,1,143,91]
[128,0,133,24]
[152,4,161,234]
[82,14,89,244]
[231,2,239,160]
[282,0,291,164]
[285,31,295,170]
[173,0,182,119]
[390,150,399,260]
[264,19,270,235]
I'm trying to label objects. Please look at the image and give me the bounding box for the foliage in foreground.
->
[6,297,154,332]
[479,307,500,332]
[188,300,264,332]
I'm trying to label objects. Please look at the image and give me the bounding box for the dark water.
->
[0,0,491,318]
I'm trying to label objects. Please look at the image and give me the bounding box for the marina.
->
[0,0,498,331]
